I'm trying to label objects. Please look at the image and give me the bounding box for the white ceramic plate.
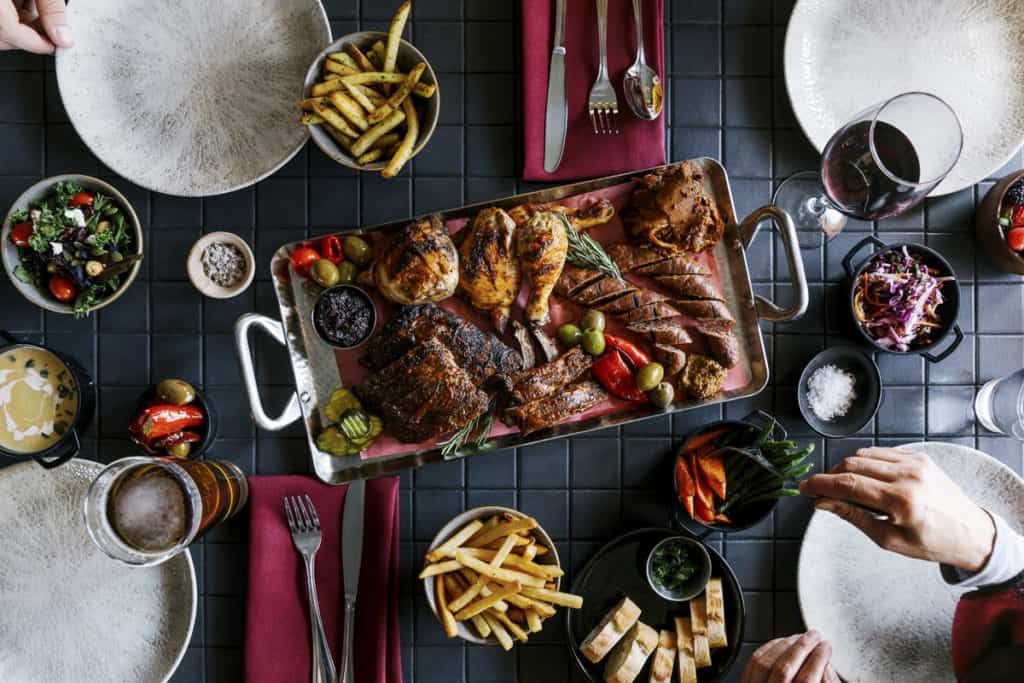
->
[785,0,1024,195]
[0,460,196,682]
[56,0,331,197]
[798,442,1024,683]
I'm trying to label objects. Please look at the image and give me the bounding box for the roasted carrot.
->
[675,456,697,498]
[682,495,695,518]
[691,455,715,510]
[713,513,732,524]
[693,494,716,524]
[682,427,730,454]
[696,453,727,499]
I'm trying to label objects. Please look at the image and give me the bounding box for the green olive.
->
[310,258,341,287]
[166,441,192,458]
[343,236,372,266]
[579,309,606,333]
[303,279,325,298]
[581,329,606,356]
[156,378,196,406]
[636,362,665,392]
[337,261,358,284]
[648,381,675,408]
[557,323,582,347]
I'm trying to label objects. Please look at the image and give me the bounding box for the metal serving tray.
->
[235,159,808,485]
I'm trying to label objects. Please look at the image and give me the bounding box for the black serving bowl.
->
[134,383,218,458]
[797,347,881,438]
[842,235,962,363]
[311,284,377,350]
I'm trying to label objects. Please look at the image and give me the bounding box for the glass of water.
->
[975,369,1024,440]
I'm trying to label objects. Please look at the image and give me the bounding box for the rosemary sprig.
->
[559,214,622,279]
[439,397,498,458]
[473,397,498,448]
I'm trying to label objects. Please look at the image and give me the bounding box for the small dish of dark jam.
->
[312,285,376,349]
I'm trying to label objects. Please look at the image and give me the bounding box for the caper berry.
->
[310,258,341,287]
[110,251,124,262]
[648,381,675,408]
[102,203,119,216]
[636,362,665,391]
[579,309,606,333]
[156,378,197,406]
[557,323,582,348]
[166,441,192,458]
[337,261,358,284]
[581,329,606,356]
[342,235,372,266]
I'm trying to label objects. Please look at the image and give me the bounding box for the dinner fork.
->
[587,0,619,134]
[285,495,338,683]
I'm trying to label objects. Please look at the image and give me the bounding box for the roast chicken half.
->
[621,161,724,253]
[371,214,459,305]
[517,211,568,326]
[458,207,520,333]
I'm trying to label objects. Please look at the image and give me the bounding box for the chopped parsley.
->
[651,540,698,592]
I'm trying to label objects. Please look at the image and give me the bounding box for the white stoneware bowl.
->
[798,441,1024,682]
[785,0,1024,195]
[0,459,196,682]
[55,0,331,197]
[187,231,255,299]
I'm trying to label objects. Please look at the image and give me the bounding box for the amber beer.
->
[85,456,248,566]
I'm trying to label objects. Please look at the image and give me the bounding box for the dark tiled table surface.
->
[2,1,1024,682]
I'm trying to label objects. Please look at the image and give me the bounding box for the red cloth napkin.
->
[951,573,1024,681]
[245,475,401,683]
[521,0,666,181]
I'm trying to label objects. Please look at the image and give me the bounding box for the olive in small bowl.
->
[132,380,218,458]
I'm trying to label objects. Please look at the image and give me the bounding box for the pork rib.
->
[506,347,593,404]
[505,380,608,435]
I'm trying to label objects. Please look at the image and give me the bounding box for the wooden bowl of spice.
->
[797,346,881,438]
[187,231,254,299]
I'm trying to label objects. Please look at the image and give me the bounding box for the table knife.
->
[543,0,568,173]
[339,478,365,683]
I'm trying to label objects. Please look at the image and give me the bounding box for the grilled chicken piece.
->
[518,211,568,325]
[673,299,733,321]
[353,338,489,442]
[679,354,727,398]
[531,326,561,363]
[505,380,608,435]
[622,161,725,253]
[372,214,459,305]
[457,208,520,333]
[608,243,711,277]
[507,347,593,404]
[619,301,682,324]
[511,320,536,370]
[508,199,616,231]
[597,289,672,314]
[653,344,687,377]
[573,276,638,307]
[360,304,521,386]
[626,320,693,346]
[555,264,606,298]
[655,274,723,301]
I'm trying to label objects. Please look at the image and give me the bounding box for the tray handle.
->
[739,205,808,323]
[234,313,303,432]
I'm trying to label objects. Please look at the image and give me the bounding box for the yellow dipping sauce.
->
[0,347,78,454]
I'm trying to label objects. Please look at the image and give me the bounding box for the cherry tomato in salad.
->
[49,275,76,302]
[290,247,321,277]
[1007,227,1024,252]
[9,222,33,247]
[68,192,95,208]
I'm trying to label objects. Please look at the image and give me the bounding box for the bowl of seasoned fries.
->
[300,3,439,177]
[420,506,583,649]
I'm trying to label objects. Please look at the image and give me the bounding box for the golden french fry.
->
[522,542,537,562]
[417,559,462,579]
[412,82,436,98]
[300,113,324,125]
[329,91,369,131]
[507,607,525,623]
[454,582,521,621]
[532,544,549,556]
[519,585,584,609]
[370,132,401,151]
[369,62,425,124]
[324,59,360,77]
[455,548,563,580]
[312,79,347,97]
[490,533,518,570]
[299,97,326,111]
[426,519,484,563]
[493,610,529,643]
[525,609,543,633]
[435,575,458,638]
[470,613,491,638]
[454,550,546,588]
[443,574,464,597]
[476,581,509,613]
[351,83,386,104]
[448,575,487,613]
[342,81,377,112]
[370,39,386,63]
[350,109,405,157]
[523,598,556,618]
[323,124,354,151]
[484,612,513,651]
[356,149,384,165]
[341,71,435,98]
[366,46,383,70]
[327,51,360,69]
[468,517,539,548]
[310,101,362,139]
[344,43,376,72]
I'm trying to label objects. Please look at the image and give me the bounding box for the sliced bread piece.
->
[706,578,728,649]
[648,629,676,683]
[690,597,712,668]
[579,596,642,664]
[674,617,698,683]
[603,620,659,683]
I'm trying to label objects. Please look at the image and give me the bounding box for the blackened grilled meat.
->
[608,243,710,277]
[654,274,724,301]
[653,344,687,377]
[506,347,593,404]
[597,289,673,314]
[505,380,608,435]
[626,320,693,345]
[673,299,733,321]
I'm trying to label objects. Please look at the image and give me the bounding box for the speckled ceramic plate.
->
[798,442,1024,683]
[55,0,331,197]
[0,460,196,682]
[785,0,1024,195]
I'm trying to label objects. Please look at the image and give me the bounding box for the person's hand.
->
[0,0,72,54]
[742,631,839,683]
[800,447,996,572]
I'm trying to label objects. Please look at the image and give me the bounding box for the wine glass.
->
[774,92,963,248]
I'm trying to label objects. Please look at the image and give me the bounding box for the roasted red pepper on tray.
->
[592,347,648,403]
[130,403,205,450]
[603,333,650,369]
[318,235,344,264]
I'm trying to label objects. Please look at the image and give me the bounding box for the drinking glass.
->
[84,456,249,566]
[774,92,963,248]
[975,369,1024,440]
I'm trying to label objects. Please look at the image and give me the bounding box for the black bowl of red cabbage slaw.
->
[842,236,962,363]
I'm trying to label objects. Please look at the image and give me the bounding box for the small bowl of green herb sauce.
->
[645,535,712,602]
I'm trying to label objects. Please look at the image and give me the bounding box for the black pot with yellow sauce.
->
[0,330,95,468]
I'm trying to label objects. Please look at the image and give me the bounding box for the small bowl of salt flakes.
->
[797,346,882,438]
[187,231,255,299]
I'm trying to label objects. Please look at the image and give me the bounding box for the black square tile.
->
[875,352,924,385]
[673,403,723,436]
[45,123,97,175]
[927,333,975,385]
[99,334,148,385]
[743,591,774,641]
[466,73,515,125]
[878,386,925,435]
[152,194,202,228]
[724,128,771,178]
[207,386,256,438]
[150,228,200,280]
[466,488,515,509]
[468,646,516,682]
[672,0,720,21]
[151,334,200,383]
[255,228,305,281]
[725,0,772,23]
[205,543,247,595]
[413,490,464,540]
[978,284,1024,332]
[571,490,620,539]
[772,334,823,384]
[97,283,148,332]
[436,73,464,126]
[466,22,513,72]
[724,26,771,76]
[623,414,671,437]
[825,437,873,470]
[519,645,570,683]
[466,125,515,176]
[926,188,974,231]
[323,0,357,18]
[672,78,721,126]
[413,126,464,176]
[519,440,568,488]
[621,438,672,489]
[0,278,43,331]
[773,387,814,437]
[672,24,720,76]
[772,128,818,178]
[168,649,202,683]
[256,437,308,474]
[772,282,824,334]
[570,438,620,488]
[206,596,244,647]
[775,230,823,281]
[205,188,255,229]
[724,77,771,127]
[977,436,1023,475]
[726,540,773,590]
[672,126,721,160]
[414,458,465,488]
[730,179,772,229]
[466,177,516,203]
[0,51,43,70]
[520,489,569,539]
[414,177,463,214]
[825,231,870,281]
[415,22,463,72]
[257,177,307,229]
[362,174,412,225]
[774,591,805,637]
[204,289,254,334]
[0,72,42,121]
[928,385,976,436]
[151,283,200,332]
[466,448,516,487]
[99,386,145,437]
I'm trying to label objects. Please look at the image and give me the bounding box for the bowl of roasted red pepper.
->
[129,378,218,458]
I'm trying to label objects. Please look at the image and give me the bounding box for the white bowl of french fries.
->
[420,506,584,650]
[299,2,439,177]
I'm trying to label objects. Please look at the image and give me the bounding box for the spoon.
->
[622,0,663,120]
